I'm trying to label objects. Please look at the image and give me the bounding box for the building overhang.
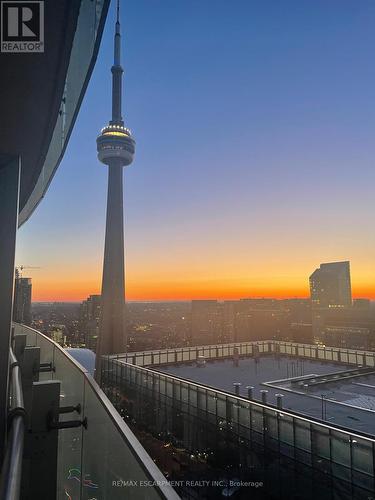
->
[0,0,110,226]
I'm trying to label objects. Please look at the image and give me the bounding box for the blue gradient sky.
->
[16,0,375,301]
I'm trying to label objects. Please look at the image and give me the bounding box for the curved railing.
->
[13,324,180,500]
[0,347,26,500]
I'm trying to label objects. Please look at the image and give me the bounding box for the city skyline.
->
[15,0,375,302]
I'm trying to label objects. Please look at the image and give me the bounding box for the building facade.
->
[13,273,32,326]
[309,261,352,309]
[79,294,101,351]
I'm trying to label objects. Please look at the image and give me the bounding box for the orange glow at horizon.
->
[30,276,375,302]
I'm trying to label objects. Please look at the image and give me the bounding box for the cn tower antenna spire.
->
[112,0,123,124]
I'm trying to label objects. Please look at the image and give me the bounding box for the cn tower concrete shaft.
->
[100,162,126,355]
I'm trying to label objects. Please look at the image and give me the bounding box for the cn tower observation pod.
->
[97,124,135,166]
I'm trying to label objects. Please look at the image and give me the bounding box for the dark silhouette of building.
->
[79,295,101,351]
[310,261,352,309]
[310,261,352,341]
[13,270,32,325]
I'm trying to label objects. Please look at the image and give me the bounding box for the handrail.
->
[0,347,26,500]
[8,349,24,413]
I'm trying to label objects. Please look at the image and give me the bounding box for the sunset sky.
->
[15,0,375,302]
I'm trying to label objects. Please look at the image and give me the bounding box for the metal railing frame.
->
[0,347,26,500]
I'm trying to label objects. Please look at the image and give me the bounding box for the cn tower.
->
[96,0,135,370]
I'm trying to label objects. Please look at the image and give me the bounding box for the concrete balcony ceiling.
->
[0,0,110,226]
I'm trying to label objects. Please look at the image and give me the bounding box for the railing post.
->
[25,380,60,499]
[20,346,41,418]
[0,154,20,459]
[13,334,27,361]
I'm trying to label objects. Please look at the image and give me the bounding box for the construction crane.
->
[15,266,41,278]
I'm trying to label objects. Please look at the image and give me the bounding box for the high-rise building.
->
[309,261,352,309]
[96,1,135,363]
[309,261,352,341]
[13,270,32,326]
[79,295,101,351]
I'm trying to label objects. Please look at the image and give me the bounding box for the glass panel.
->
[166,380,173,398]
[312,425,330,460]
[239,402,250,428]
[181,384,189,403]
[318,349,325,359]
[331,430,350,466]
[365,355,374,367]
[207,392,216,414]
[159,377,166,395]
[143,355,152,365]
[265,410,278,440]
[279,414,294,446]
[197,389,207,410]
[54,349,85,500]
[295,420,311,452]
[81,381,163,500]
[14,324,37,346]
[189,387,197,407]
[352,437,373,474]
[341,352,349,363]
[251,406,264,434]
[35,333,55,369]
[217,396,226,418]
[230,398,240,424]
[348,353,356,364]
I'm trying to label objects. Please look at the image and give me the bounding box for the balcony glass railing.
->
[13,324,179,500]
